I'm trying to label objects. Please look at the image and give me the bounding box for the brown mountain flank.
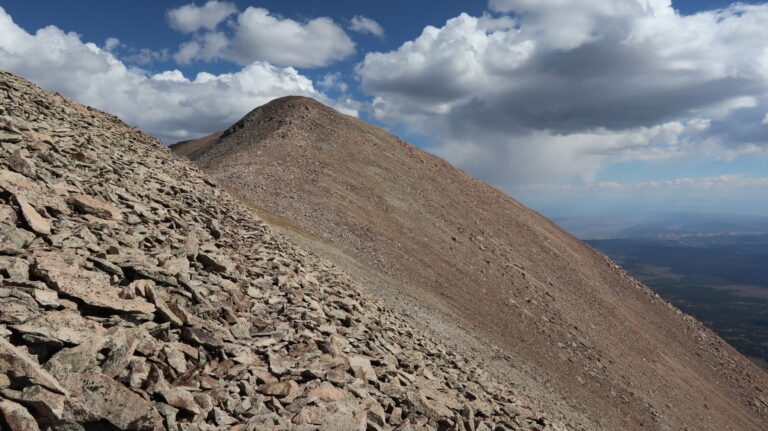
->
[173,96,768,431]
[0,70,570,430]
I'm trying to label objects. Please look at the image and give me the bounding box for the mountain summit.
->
[173,96,768,430]
[0,70,574,430]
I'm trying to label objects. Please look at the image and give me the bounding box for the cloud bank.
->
[517,175,768,192]
[357,1,768,187]
[0,7,328,142]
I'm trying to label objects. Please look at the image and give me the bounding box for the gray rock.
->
[258,380,299,398]
[15,196,50,236]
[0,337,66,394]
[197,252,234,273]
[181,326,223,349]
[346,355,377,382]
[33,253,155,314]
[68,194,122,220]
[0,399,41,431]
[159,387,201,416]
[62,371,163,430]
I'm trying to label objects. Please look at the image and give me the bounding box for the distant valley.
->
[565,213,768,369]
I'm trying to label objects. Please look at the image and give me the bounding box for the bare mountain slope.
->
[173,96,768,431]
[0,70,569,430]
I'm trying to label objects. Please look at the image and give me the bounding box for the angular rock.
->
[0,373,11,388]
[259,380,299,398]
[362,397,386,428]
[155,403,179,431]
[69,194,122,220]
[62,371,163,430]
[321,334,350,357]
[15,196,50,236]
[1,384,65,422]
[0,169,39,199]
[0,338,66,394]
[9,149,36,178]
[144,283,183,327]
[0,224,35,249]
[33,253,154,314]
[132,265,178,287]
[101,331,140,378]
[32,288,59,308]
[318,408,367,431]
[0,296,39,325]
[197,252,234,273]
[346,355,377,382]
[87,256,124,278]
[159,387,201,415]
[164,346,188,374]
[44,335,108,378]
[213,407,237,426]
[0,256,29,280]
[11,309,105,346]
[0,399,41,431]
[193,393,214,415]
[306,383,346,401]
[181,326,223,349]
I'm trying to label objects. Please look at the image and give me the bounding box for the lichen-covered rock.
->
[0,399,41,431]
[15,196,50,236]
[33,253,155,314]
[68,194,122,220]
[62,371,163,430]
[0,338,66,395]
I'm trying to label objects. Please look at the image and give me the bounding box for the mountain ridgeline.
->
[173,96,768,431]
[0,70,573,431]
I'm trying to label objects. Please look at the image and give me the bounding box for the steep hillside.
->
[173,96,768,431]
[0,70,569,430]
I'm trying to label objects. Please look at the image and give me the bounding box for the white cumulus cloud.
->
[170,5,355,68]
[104,37,120,51]
[318,72,349,93]
[166,1,237,33]
[349,16,385,38]
[230,8,355,67]
[0,7,329,143]
[357,2,768,189]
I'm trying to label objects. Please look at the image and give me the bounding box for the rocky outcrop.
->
[0,72,565,429]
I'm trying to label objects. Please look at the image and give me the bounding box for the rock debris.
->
[0,71,567,430]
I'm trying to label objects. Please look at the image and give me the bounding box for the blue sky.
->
[1,1,767,219]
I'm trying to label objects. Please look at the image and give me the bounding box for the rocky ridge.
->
[0,72,568,430]
[173,96,768,431]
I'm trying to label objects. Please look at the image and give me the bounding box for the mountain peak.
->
[1,69,574,431]
[266,94,327,108]
[208,96,345,152]
[172,95,768,431]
